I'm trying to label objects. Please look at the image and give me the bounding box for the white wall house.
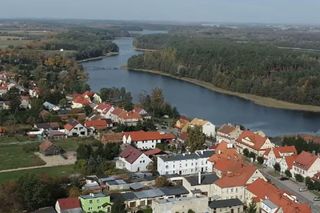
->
[157,150,214,175]
[216,124,243,144]
[64,119,89,137]
[122,131,175,150]
[116,145,152,172]
[263,146,297,169]
[291,151,320,178]
[182,118,216,138]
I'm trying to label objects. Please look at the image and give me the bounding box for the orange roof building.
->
[292,151,320,178]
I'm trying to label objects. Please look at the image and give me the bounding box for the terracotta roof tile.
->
[218,124,236,135]
[236,130,268,151]
[57,197,80,210]
[293,151,319,170]
[119,145,143,164]
[84,119,108,130]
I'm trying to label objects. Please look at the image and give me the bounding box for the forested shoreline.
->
[128,34,320,106]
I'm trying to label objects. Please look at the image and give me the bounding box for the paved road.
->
[260,169,320,213]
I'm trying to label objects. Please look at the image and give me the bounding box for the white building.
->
[116,145,152,172]
[263,146,297,169]
[216,124,242,144]
[183,118,216,138]
[64,119,89,137]
[122,131,175,150]
[291,151,320,178]
[157,150,214,175]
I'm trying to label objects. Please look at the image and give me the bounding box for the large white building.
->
[182,118,216,138]
[157,150,214,175]
[291,151,320,178]
[122,131,175,150]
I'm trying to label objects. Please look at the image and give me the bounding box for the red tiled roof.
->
[118,111,141,120]
[57,197,81,210]
[119,145,143,164]
[293,151,318,170]
[82,91,94,97]
[124,130,175,141]
[299,134,320,144]
[144,148,163,156]
[215,165,257,187]
[209,141,241,163]
[101,133,123,144]
[84,119,107,130]
[236,130,268,151]
[247,178,311,213]
[264,146,297,158]
[96,103,112,112]
[111,107,126,116]
[285,155,298,170]
[39,140,54,152]
[218,124,236,135]
[73,95,91,105]
[64,123,74,131]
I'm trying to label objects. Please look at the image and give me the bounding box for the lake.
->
[82,36,320,136]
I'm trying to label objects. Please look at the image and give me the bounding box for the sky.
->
[1,0,320,25]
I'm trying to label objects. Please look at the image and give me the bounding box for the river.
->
[82,36,320,136]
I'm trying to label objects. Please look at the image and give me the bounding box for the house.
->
[245,178,311,213]
[39,140,63,156]
[47,130,67,140]
[152,195,208,213]
[99,176,130,191]
[208,198,243,213]
[213,165,266,202]
[64,119,89,137]
[263,146,297,168]
[0,100,10,110]
[118,111,142,126]
[235,130,274,156]
[55,197,82,213]
[157,150,214,175]
[132,106,148,117]
[116,145,153,172]
[29,87,40,98]
[34,122,60,131]
[0,83,8,96]
[182,118,216,138]
[291,151,320,178]
[95,103,114,118]
[101,133,124,144]
[79,193,111,213]
[122,130,176,150]
[216,124,242,144]
[174,116,190,129]
[279,154,298,173]
[208,142,242,168]
[84,119,108,131]
[43,101,60,112]
[20,95,31,109]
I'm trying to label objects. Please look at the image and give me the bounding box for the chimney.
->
[198,172,201,185]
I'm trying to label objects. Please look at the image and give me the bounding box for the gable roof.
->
[236,130,269,151]
[284,155,298,170]
[144,148,164,156]
[64,119,81,131]
[95,102,112,112]
[56,197,80,210]
[185,173,219,186]
[218,124,237,135]
[124,131,175,141]
[101,133,123,144]
[39,140,54,152]
[84,119,107,130]
[119,145,144,164]
[118,111,141,121]
[209,141,241,163]
[247,178,311,213]
[293,151,319,170]
[73,95,91,105]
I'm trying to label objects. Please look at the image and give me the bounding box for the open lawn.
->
[0,37,31,48]
[0,165,76,184]
[53,137,100,151]
[0,144,45,170]
[0,135,38,144]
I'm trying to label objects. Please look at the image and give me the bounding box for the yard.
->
[53,137,100,151]
[0,165,76,184]
[0,143,45,170]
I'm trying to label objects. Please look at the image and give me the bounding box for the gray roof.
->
[121,192,137,201]
[158,150,214,162]
[80,192,107,199]
[135,189,164,199]
[262,199,278,209]
[159,186,189,196]
[209,198,243,209]
[130,182,144,190]
[185,173,219,186]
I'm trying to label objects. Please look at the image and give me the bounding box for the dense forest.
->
[128,34,320,106]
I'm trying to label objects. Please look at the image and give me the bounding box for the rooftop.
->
[185,173,219,186]
[158,150,214,162]
[209,198,243,209]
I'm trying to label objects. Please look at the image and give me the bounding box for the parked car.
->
[299,187,308,192]
[279,176,289,181]
[313,196,320,201]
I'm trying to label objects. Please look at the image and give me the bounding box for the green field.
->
[0,144,45,170]
[0,135,37,144]
[53,137,99,151]
[0,165,76,184]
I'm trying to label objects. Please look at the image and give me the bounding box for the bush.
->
[248,152,256,161]
[295,174,304,182]
[285,170,292,178]
[257,156,264,165]
[273,163,281,172]
[22,143,39,153]
[305,177,315,190]
[243,148,249,157]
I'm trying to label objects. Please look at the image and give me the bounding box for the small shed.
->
[39,140,64,156]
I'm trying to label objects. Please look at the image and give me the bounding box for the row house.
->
[182,118,216,138]
[263,146,297,168]
[245,178,311,213]
[116,145,152,172]
[216,124,242,144]
[122,130,176,150]
[157,150,214,175]
[291,151,320,178]
[235,130,274,156]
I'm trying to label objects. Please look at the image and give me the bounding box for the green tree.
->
[84,105,93,116]
[186,126,206,152]
[295,174,304,182]
[274,163,281,172]
[188,210,195,213]
[4,87,21,113]
[111,200,126,213]
[257,156,264,164]
[305,177,315,190]
[248,152,256,162]
[245,200,257,213]
[243,148,249,157]
[285,170,292,178]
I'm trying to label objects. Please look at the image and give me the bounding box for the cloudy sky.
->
[1,0,319,24]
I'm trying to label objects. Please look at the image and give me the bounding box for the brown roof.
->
[236,130,268,151]
[293,151,318,170]
[101,133,123,144]
[144,148,163,156]
[84,119,108,130]
[218,124,236,135]
[119,145,144,164]
[39,140,54,152]
[57,197,81,210]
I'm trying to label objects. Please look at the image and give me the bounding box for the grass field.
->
[0,165,76,184]
[53,137,99,151]
[0,37,31,48]
[0,135,37,144]
[0,144,45,170]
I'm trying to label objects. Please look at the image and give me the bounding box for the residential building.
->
[216,124,242,144]
[208,198,243,213]
[95,103,114,119]
[235,130,274,155]
[20,95,31,109]
[43,101,60,112]
[152,195,208,213]
[123,130,175,150]
[116,145,152,172]
[157,150,214,175]
[291,151,320,178]
[79,193,111,213]
[39,140,63,156]
[175,116,190,129]
[117,111,142,126]
[101,132,123,144]
[182,118,216,138]
[64,119,89,137]
[55,197,82,213]
[263,146,297,168]
[245,178,311,213]
[84,119,108,131]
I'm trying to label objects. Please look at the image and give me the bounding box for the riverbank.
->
[77,52,119,63]
[128,67,320,113]
[134,47,158,52]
